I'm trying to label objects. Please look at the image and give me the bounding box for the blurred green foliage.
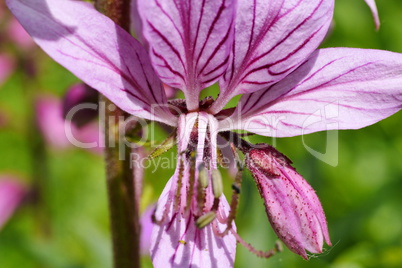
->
[0,0,401,268]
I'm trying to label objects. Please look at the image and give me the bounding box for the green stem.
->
[95,1,141,267]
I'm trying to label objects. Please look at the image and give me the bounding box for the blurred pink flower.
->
[140,206,154,255]
[6,16,35,49]
[35,94,103,153]
[0,53,15,86]
[0,111,8,128]
[62,83,99,128]
[0,176,27,230]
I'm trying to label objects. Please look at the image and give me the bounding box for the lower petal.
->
[151,179,236,268]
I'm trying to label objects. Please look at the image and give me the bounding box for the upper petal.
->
[138,0,236,110]
[220,48,402,137]
[209,0,334,113]
[6,0,175,125]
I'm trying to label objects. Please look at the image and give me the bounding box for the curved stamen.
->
[214,168,242,237]
[215,144,243,236]
[213,216,282,259]
[230,229,282,258]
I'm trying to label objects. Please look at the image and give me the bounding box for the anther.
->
[212,169,223,198]
[196,211,216,229]
[198,163,209,188]
[196,163,208,216]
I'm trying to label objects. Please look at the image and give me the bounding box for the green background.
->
[0,0,401,267]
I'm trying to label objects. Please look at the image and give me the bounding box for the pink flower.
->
[140,206,154,255]
[0,53,15,87]
[6,0,402,266]
[0,176,27,230]
[62,83,99,128]
[6,16,35,49]
[36,94,103,153]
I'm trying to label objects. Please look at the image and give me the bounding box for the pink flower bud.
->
[246,145,331,259]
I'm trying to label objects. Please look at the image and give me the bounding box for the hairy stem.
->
[95,1,141,267]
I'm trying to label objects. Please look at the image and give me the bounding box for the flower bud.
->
[246,145,331,259]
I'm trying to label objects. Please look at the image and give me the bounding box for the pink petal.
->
[137,0,235,110]
[130,0,147,46]
[36,94,103,152]
[210,0,334,113]
[0,176,27,230]
[62,83,98,128]
[246,146,330,259]
[36,95,72,149]
[140,205,155,255]
[163,84,178,99]
[74,121,104,155]
[151,177,236,268]
[364,0,380,30]
[6,0,175,125]
[221,48,402,137]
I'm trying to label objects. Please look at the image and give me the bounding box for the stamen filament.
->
[185,153,196,214]
[230,229,282,258]
[174,159,184,212]
[215,168,242,237]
